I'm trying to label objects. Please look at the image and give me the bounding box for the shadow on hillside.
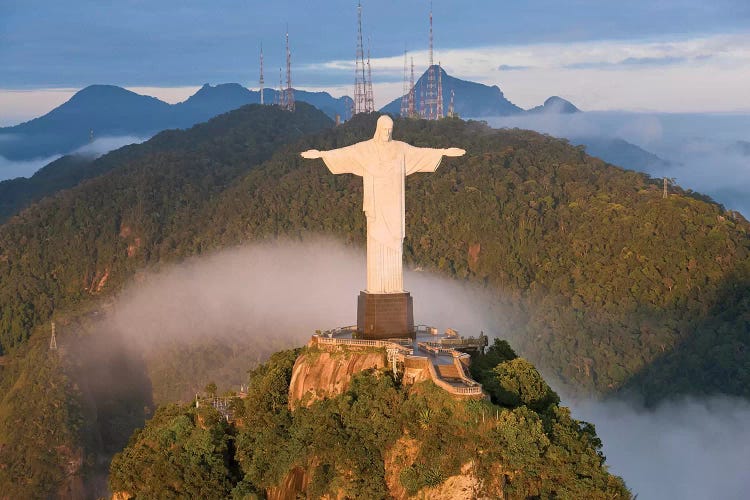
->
[614,271,750,406]
[66,314,154,498]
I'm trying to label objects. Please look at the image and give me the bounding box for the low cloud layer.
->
[73,135,148,158]
[108,239,500,352]
[0,153,62,180]
[103,239,750,498]
[572,396,750,500]
[0,135,148,181]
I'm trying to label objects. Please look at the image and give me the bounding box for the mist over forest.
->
[96,239,750,499]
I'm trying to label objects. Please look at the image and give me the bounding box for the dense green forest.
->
[1,107,748,403]
[109,342,630,498]
[0,103,332,352]
[0,337,85,499]
[0,102,748,497]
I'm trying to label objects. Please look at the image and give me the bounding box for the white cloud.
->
[0,135,148,181]
[104,238,750,500]
[0,154,62,181]
[73,135,148,157]
[572,396,750,500]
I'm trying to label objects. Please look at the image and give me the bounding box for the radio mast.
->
[259,43,265,105]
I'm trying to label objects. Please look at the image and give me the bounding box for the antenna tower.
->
[49,321,57,351]
[419,79,425,118]
[422,3,439,120]
[408,57,416,117]
[448,88,455,117]
[259,43,265,105]
[353,1,368,115]
[400,50,409,117]
[365,37,375,112]
[437,61,443,118]
[284,28,295,111]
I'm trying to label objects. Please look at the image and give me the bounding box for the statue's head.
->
[374,115,393,143]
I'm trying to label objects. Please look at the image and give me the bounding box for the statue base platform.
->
[357,291,414,340]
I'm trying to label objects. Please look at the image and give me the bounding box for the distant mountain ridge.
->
[1,70,582,164]
[380,65,524,117]
[0,84,352,161]
[527,96,580,114]
[575,136,670,171]
[380,66,580,118]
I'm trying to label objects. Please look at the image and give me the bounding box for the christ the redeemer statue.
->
[301,115,465,294]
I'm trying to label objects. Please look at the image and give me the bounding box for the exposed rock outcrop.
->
[288,347,387,409]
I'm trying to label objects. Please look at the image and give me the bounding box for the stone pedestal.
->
[357,291,414,339]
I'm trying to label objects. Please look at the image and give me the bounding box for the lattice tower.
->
[365,37,375,112]
[448,88,455,117]
[422,3,438,120]
[408,57,416,117]
[285,29,295,111]
[353,1,368,115]
[419,79,425,118]
[436,61,443,119]
[400,50,409,117]
[259,43,264,105]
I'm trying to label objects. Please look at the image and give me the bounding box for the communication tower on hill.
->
[437,62,443,118]
[448,88,455,117]
[400,50,409,118]
[277,68,283,106]
[365,38,375,113]
[284,28,295,112]
[421,4,441,120]
[352,1,374,115]
[259,43,265,105]
[408,57,416,117]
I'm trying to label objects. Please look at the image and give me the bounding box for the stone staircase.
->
[436,364,461,380]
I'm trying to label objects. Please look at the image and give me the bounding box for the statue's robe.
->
[319,139,445,293]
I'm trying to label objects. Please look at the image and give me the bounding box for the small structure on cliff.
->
[299,118,487,400]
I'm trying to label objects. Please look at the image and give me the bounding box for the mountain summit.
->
[527,96,581,114]
[0,84,352,162]
[380,65,523,117]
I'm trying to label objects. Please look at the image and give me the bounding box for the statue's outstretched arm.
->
[442,147,466,157]
[300,144,364,176]
[300,149,322,159]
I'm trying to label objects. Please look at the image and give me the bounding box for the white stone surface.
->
[301,115,465,293]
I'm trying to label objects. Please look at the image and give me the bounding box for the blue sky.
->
[1,0,750,124]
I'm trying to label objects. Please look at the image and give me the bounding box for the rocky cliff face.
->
[269,436,485,500]
[288,347,387,409]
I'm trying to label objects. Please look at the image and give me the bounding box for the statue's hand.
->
[443,147,466,157]
[301,149,322,159]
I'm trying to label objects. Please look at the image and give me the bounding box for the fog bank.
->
[104,239,750,497]
[572,396,750,500]
[0,135,148,181]
[0,153,62,180]
[109,239,500,351]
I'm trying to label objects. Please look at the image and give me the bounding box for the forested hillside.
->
[0,103,333,352]
[1,109,748,403]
